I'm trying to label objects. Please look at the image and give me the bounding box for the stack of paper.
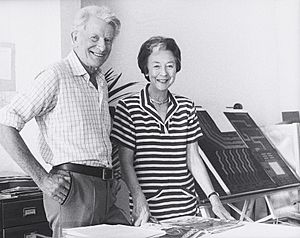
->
[54,216,300,238]
[0,174,41,199]
[62,224,165,238]
[62,217,244,238]
[1,186,41,196]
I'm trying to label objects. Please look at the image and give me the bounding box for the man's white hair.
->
[72,5,121,38]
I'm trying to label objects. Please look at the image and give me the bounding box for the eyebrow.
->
[151,60,175,64]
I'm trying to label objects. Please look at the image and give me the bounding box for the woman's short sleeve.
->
[186,103,203,143]
[111,99,136,151]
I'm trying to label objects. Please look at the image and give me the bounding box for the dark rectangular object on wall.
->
[282,111,300,123]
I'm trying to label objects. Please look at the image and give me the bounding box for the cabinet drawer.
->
[2,198,47,228]
[3,222,52,238]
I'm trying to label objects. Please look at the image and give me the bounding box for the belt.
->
[53,163,114,180]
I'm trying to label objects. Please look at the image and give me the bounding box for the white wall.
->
[0,0,61,173]
[80,0,300,131]
[276,0,300,112]
[1,0,300,171]
[60,0,80,58]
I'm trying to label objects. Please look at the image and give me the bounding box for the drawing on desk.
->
[225,111,300,187]
[194,108,300,202]
[195,109,277,200]
[158,216,243,238]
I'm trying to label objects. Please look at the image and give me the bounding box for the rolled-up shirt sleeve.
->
[0,68,58,131]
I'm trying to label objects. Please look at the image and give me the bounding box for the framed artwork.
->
[0,42,15,91]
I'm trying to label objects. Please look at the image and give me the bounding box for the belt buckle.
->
[102,168,113,180]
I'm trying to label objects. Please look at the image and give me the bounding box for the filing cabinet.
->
[0,194,52,238]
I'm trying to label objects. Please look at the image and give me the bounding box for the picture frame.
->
[0,42,15,91]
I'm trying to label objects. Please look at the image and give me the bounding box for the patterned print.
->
[0,51,112,167]
[111,84,202,220]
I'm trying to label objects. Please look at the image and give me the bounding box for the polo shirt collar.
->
[66,50,103,80]
[140,84,179,125]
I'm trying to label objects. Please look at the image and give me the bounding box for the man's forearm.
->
[0,124,47,185]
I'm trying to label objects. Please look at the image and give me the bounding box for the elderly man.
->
[0,5,128,237]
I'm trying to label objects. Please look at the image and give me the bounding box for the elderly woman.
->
[111,36,233,226]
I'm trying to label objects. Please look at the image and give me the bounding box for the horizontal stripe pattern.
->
[111,85,202,220]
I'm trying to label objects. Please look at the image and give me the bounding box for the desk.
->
[198,184,300,222]
[61,216,300,238]
[209,222,300,238]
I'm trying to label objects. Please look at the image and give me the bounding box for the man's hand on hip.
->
[40,170,71,205]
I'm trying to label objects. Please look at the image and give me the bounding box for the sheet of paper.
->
[158,216,243,237]
[209,222,300,238]
[63,224,165,238]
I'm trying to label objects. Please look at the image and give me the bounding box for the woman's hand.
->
[118,145,152,226]
[132,192,151,226]
[110,179,122,204]
[209,194,235,220]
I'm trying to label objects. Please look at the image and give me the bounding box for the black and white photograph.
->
[0,0,299,237]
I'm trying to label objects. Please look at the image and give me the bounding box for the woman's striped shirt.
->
[111,85,202,220]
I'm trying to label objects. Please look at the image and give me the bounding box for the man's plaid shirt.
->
[0,51,112,168]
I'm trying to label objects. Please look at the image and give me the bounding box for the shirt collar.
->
[66,50,103,79]
[67,50,88,77]
[140,84,179,124]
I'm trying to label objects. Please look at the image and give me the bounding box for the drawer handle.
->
[24,231,37,238]
[23,207,37,217]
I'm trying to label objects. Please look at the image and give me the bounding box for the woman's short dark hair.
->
[137,36,181,81]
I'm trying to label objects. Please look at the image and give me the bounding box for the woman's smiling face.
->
[147,48,177,92]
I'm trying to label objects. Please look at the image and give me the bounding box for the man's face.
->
[73,17,115,72]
